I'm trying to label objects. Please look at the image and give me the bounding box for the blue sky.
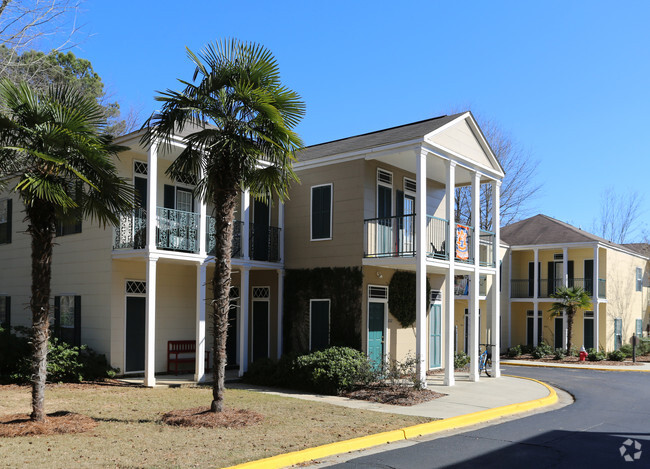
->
[49,1,650,238]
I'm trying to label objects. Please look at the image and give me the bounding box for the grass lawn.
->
[0,383,431,468]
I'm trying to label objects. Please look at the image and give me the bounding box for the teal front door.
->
[429,304,441,368]
[368,302,385,368]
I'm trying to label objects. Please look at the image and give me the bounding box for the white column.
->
[198,165,207,257]
[242,190,250,260]
[507,250,512,347]
[490,180,501,377]
[146,141,158,251]
[469,171,480,382]
[277,269,284,359]
[194,261,207,382]
[144,255,158,387]
[278,201,285,262]
[415,147,427,387]
[533,248,539,347]
[444,160,456,386]
[563,247,569,287]
[593,244,599,349]
[238,266,250,377]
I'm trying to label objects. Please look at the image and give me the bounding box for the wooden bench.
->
[167,340,210,375]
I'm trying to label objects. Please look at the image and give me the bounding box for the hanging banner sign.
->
[456,224,469,260]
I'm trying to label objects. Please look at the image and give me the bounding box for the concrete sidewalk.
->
[501,359,650,372]
[229,371,552,420]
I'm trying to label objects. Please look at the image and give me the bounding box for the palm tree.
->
[549,286,592,352]
[143,39,304,413]
[0,80,134,421]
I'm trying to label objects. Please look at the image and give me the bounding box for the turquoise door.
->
[368,302,385,368]
[429,304,441,368]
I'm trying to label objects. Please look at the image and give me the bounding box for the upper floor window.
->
[311,184,332,241]
[0,199,11,244]
[636,267,643,292]
[55,183,82,236]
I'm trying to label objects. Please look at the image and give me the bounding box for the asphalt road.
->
[317,366,650,468]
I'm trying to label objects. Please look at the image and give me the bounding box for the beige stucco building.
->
[500,215,650,352]
[21,112,650,387]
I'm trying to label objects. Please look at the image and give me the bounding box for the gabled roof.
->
[296,113,465,162]
[623,243,650,258]
[501,214,631,251]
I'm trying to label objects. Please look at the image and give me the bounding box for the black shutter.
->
[164,185,175,209]
[528,262,534,297]
[0,199,11,244]
[548,262,555,296]
[134,177,147,208]
[74,218,82,234]
[3,296,9,326]
[54,296,61,339]
[74,296,81,346]
[568,261,574,287]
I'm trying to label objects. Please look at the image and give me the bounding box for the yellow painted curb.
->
[224,375,557,469]
[502,361,650,372]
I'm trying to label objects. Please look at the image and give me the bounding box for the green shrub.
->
[520,345,534,355]
[587,348,606,361]
[531,343,552,359]
[607,350,625,362]
[620,344,633,358]
[242,358,278,386]
[568,346,579,357]
[454,351,470,369]
[553,348,566,360]
[293,346,373,395]
[382,354,423,389]
[0,327,117,383]
[506,345,522,358]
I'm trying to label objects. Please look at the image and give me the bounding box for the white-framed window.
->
[54,295,80,346]
[311,183,332,241]
[310,299,331,351]
[176,187,193,213]
[636,267,643,292]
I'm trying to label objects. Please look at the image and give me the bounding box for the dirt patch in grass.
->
[162,406,263,428]
[0,411,97,437]
[343,386,446,406]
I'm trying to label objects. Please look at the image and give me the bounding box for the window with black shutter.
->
[0,296,9,327]
[0,199,11,244]
[311,184,332,240]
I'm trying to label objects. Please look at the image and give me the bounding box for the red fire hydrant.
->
[579,346,588,361]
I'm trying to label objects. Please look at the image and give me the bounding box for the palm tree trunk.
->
[566,310,574,352]
[27,201,56,422]
[210,188,238,413]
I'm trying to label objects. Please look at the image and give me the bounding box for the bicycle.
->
[479,343,493,377]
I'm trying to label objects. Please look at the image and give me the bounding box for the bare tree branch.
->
[454,115,542,230]
[592,187,645,244]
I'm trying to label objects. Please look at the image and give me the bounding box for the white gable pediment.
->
[425,115,503,176]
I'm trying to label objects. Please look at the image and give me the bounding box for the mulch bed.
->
[505,353,649,366]
[343,385,446,406]
[0,411,97,437]
[161,407,263,428]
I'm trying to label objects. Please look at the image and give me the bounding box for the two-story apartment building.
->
[0,112,505,387]
[500,215,649,352]
[285,112,505,385]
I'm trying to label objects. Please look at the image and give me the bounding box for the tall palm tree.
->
[142,39,304,413]
[0,80,134,421]
[549,286,592,352]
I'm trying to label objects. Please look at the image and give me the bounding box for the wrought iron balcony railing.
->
[207,218,280,262]
[510,277,607,299]
[363,215,486,265]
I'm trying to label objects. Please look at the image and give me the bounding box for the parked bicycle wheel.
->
[484,357,492,377]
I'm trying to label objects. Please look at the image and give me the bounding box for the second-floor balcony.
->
[511,278,606,299]
[113,209,281,262]
[363,214,496,267]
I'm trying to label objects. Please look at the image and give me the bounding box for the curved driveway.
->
[321,366,650,468]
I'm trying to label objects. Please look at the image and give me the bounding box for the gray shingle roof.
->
[296,113,465,162]
[622,243,650,258]
[501,214,624,248]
